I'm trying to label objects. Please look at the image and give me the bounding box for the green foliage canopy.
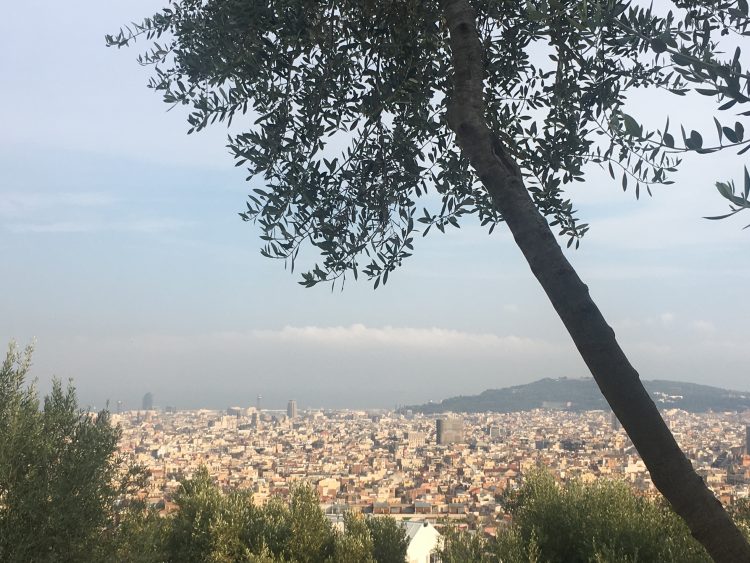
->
[366,515,410,563]
[0,343,121,563]
[112,471,408,563]
[108,0,750,288]
[439,470,712,563]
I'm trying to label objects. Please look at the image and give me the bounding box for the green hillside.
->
[408,378,750,414]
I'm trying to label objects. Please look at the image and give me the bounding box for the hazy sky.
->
[1,1,748,410]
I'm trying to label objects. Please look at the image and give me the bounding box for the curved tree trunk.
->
[441,0,750,560]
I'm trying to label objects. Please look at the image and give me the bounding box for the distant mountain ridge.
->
[407,378,750,414]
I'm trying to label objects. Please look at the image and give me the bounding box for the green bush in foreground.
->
[112,471,406,563]
[440,470,711,563]
[0,342,121,563]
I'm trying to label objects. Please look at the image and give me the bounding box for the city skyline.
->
[2,0,749,411]
[95,374,750,414]
[113,405,750,525]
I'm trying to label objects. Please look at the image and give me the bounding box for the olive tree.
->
[108,0,750,559]
[0,343,121,562]
[365,515,409,563]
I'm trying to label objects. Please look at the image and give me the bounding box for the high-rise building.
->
[287,400,298,419]
[745,425,750,454]
[436,417,464,445]
[142,392,154,411]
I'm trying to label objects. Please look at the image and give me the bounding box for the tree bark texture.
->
[441,0,750,561]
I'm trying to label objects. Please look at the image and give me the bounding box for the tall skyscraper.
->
[142,392,154,411]
[256,394,262,413]
[436,417,464,445]
[287,400,298,419]
[745,425,750,454]
[227,406,243,418]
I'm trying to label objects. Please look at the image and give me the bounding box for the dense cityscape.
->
[116,395,750,537]
[6,0,750,559]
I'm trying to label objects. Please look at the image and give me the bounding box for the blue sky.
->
[1,1,748,410]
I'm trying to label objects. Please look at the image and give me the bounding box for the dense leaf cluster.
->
[439,470,712,563]
[111,470,410,563]
[0,343,122,562]
[107,0,750,286]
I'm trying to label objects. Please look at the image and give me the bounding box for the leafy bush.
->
[0,343,121,562]
[440,470,711,563]
[111,470,406,563]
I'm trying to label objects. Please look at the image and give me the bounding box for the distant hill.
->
[406,378,750,414]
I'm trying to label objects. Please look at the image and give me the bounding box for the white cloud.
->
[34,325,584,409]
[615,313,676,329]
[689,320,716,334]
[659,312,675,325]
[74,324,564,358]
[122,218,195,234]
[29,325,749,409]
[8,221,97,233]
[251,323,548,351]
[578,264,687,281]
[0,191,117,219]
[630,341,674,356]
[6,218,193,234]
